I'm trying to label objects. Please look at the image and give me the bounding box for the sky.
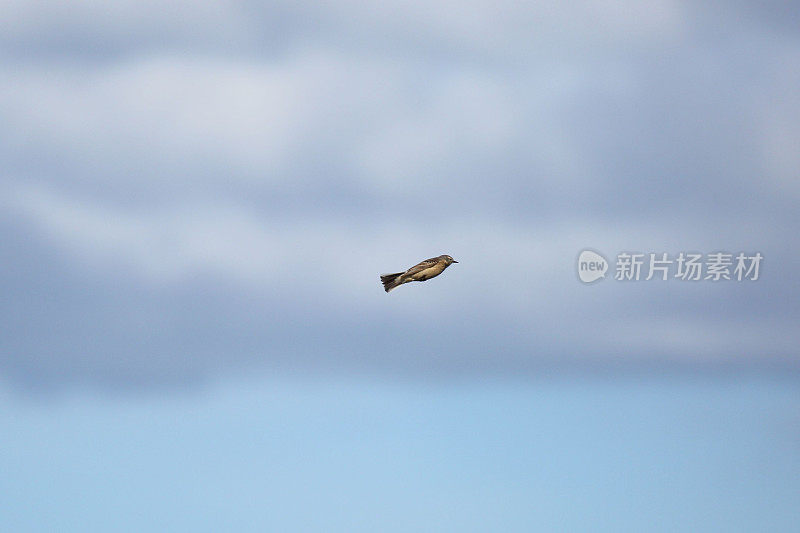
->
[1,1,799,531]
[3,375,798,531]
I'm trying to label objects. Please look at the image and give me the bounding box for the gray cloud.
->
[1,1,799,390]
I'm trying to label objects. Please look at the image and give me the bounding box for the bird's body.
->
[380,255,458,292]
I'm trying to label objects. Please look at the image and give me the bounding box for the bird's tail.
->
[380,272,404,293]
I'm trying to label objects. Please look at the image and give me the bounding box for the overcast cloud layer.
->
[1,1,799,390]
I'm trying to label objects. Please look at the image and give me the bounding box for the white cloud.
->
[0,0,255,48]
[271,0,686,55]
[0,47,630,200]
[5,181,785,306]
[352,70,520,191]
[1,0,686,55]
[590,317,800,360]
[754,46,800,197]
[1,1,798,386]
[1,52,356,184]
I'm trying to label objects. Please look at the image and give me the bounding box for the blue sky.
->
[3,375,800,531]
[1,1,799,530]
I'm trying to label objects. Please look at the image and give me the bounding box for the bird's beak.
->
[452,260,459,263]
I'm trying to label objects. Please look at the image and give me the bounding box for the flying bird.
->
[380,255,458,293]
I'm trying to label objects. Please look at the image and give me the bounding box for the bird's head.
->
[443,255,458,264]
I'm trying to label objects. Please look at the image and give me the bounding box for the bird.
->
[380,255,458,293]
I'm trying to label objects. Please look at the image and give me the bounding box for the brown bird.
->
[380,255,458,293]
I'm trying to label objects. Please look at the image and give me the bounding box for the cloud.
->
[0,0,256,56]
[1,0,687,59]
[1,51,372,186]
[1,1,799,390]
[752,45,800,198]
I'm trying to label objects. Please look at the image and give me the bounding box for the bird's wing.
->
[404,257,441,276]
